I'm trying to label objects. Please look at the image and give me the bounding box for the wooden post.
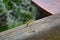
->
[32,0,60,15]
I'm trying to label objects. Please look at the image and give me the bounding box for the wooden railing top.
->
[32,0,60,14]
[0,13,60,40]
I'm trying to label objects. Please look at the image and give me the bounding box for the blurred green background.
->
[0,0,38,32]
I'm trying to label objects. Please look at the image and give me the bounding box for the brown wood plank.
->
[32,0,60,15]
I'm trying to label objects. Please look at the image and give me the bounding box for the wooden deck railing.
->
[0,0,60,40]
[0,12,60,40]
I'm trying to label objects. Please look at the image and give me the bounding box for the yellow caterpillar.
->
[26,19,33,27]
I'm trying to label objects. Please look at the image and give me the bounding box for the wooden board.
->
[32,0,60,15]
[0,13,60,40]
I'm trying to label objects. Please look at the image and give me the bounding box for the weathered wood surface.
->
[0,13,60,40]
[32,0,60,15]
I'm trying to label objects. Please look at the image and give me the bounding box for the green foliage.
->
[12,0,22,5]
[3,0,13,10]
[0,0,38,32]
[0,25,8,32]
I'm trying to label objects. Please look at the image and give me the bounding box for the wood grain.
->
[0,13,60,40]
[32,0,60,14]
